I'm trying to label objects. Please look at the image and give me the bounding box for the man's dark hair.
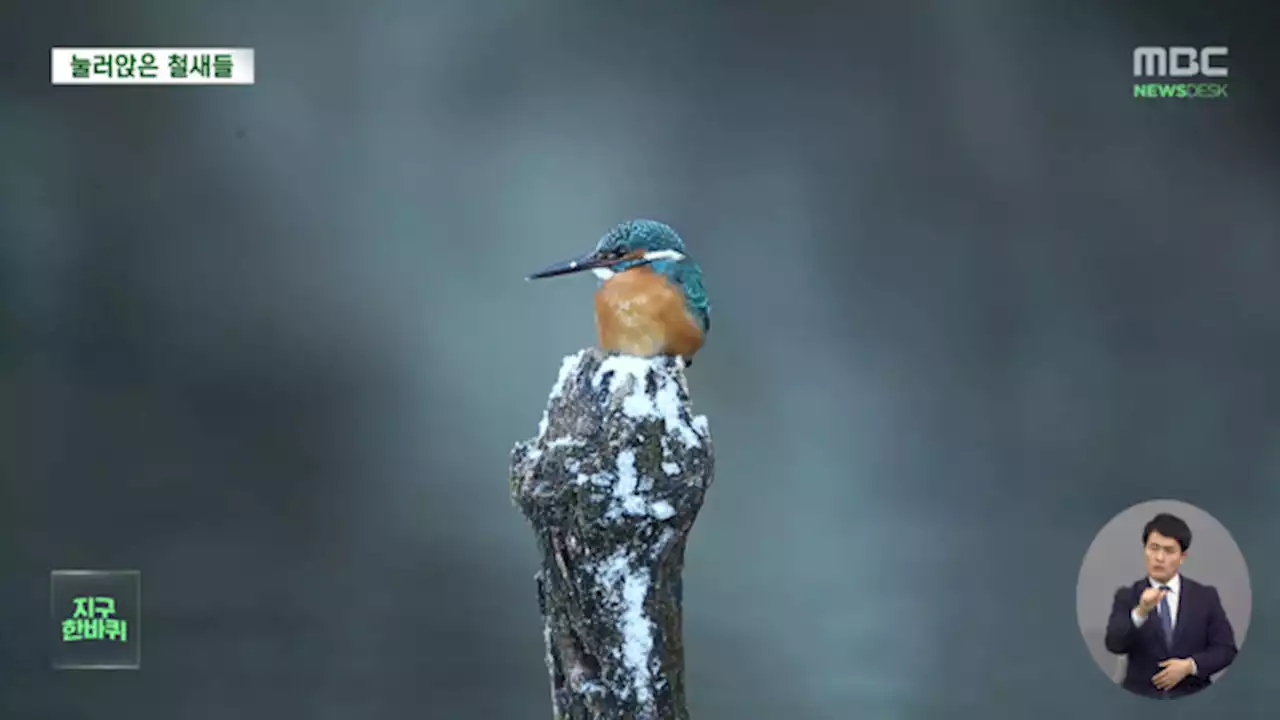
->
[1143,513,1192,552]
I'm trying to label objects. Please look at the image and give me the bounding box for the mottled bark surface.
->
[511,348,714,720]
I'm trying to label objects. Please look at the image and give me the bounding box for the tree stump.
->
[510,348,715,720]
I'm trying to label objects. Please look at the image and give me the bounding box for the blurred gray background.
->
[1076,499,1253,686]
[2,0,1277,718]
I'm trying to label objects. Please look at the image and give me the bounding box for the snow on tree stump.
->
[510,348,714,720]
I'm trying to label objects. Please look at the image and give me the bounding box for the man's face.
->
[1145,530,1185,582]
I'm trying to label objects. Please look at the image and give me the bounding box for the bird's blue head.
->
[527,219,686,281]
[527,219,710,332]
[590,219,688,274]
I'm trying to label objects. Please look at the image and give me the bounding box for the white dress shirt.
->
[1130,573,1198,675]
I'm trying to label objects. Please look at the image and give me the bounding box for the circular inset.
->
[1076,499,1251,700]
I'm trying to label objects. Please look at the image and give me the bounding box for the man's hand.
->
[1152,658,1193,690]
[1136,586,1167,616]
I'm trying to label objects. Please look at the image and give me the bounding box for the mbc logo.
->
[1133,47,1228,78]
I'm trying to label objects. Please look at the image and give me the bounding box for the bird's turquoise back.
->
[650,259,711,334]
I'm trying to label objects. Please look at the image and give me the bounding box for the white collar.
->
[1149,573,1181,594]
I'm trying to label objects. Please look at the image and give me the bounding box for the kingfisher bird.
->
[528,219,711,366]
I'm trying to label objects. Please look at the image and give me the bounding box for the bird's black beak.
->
[527,250,614,280]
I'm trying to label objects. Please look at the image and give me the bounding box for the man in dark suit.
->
[1104,512,1238,699]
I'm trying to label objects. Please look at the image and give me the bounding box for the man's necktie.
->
[1157,586,1174,646]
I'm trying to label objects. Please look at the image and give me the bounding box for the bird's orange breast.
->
[594,266,704,361]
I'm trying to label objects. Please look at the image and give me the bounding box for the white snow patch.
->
[593,354,652,389]
[537,351,586,438]
[654,528,676,558]
[691,415,710,436]
[649,500,675,520]
[526,433,584,468]
[568,661,604,696]
[661,461,680,475]
[592,355,705,448]
[608,450,647,518]
[543,621,557,707]
[545,436,585,451]
[597,550,654,704]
